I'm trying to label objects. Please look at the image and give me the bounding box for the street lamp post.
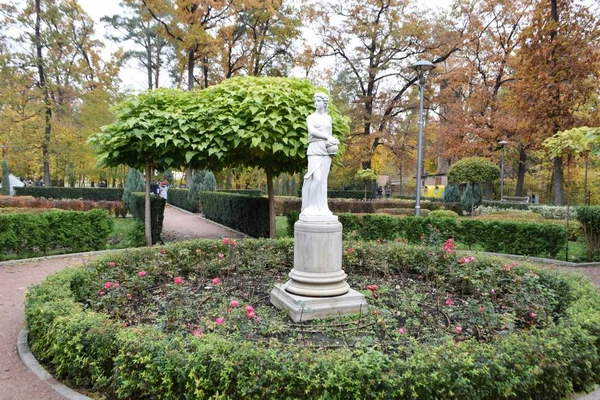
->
[498,140,508,201]
[410,60,435,216]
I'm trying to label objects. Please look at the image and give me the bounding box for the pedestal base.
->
[270,282,368,322]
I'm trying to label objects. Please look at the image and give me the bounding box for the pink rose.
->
[530,312,537,318]
[398,328,407,334]
[196,249,202,254]
[244,305,254,312]
[114,283,120,288]
[222,238,230,245]
[174,276,183,285]
[109,261,116,267]
[161,248,167,254]
[366,285,378,292]
[490,288,495,294]
[98,290,105,296]
[218,253,225,259]
[104,281,112,289]
[215,317,224,325]
[212,277,221,285]
[455,326,463,334]
[138,271,146,277]
[445,299,454,306]
[230,300,239,307]
[246,311,255,319]
[348,247,355,253]
[192,328,202,337]
[479,306,484,313]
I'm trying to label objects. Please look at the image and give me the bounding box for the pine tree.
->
[461,183,482,215]
[188,170,216,213]
[442,184,461,203]
[122,167,145,212]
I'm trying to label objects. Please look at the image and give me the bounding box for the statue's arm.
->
[307,115,332,140]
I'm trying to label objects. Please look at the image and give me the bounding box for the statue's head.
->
[313,92,329,109]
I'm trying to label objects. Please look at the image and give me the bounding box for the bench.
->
[501,196,529,203]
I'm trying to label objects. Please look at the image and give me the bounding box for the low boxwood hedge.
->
[0,209,113,259]
[25,239,600,399]
[15,187,124,201]
[287,214,568,258]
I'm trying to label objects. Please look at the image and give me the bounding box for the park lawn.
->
[107,217,143,249]
[276,215,289,238]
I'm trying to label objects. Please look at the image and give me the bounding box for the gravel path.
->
[0,205,598,399]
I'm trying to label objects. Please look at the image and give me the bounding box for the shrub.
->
[128,192,165,244]
[575,206,600,261]
[530,205,578,220]
[201,191,269,237]
[15,187,124,201]
[286,210,299,236]
[122,168,144,213]
[218,189,262,196]
[187,170,216,213]
[482,200,530,210]
[0,196,125,217]
[0,209,112,259]
[429,210,459,219]
[461,183,482,214]
[25,239,600,399]
[442,183,461,203]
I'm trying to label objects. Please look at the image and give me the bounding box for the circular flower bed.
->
[26,238,600,399]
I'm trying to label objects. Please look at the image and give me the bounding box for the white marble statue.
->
[301,92,339,217]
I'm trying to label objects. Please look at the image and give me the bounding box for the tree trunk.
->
[584,153,589,205]
[471,182,475,216]
[35,0,52,187]
[145,160,152,246]
[553,156,564,205]
[187,49,194,90]
[484,180,493,200]
[515,146,527,197]
[266,166,275,238]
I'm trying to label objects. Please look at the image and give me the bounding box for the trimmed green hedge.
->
[25,239,600,399]
[218,189,262,196]
[0,209,112,258]
[16,187,124,201]
[201,191,269,237]
[301,214,567,258]
[129,192,165,244]
[482,200,530,210]
[275,197,448,216]
[166,188,195,212]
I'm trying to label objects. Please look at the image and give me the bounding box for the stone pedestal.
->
[270,214,367,322]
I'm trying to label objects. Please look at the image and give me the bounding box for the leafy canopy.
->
[89,77,349,176]
[448,157,501,184]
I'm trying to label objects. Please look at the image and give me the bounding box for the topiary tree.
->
[448,157,500,215]
[1,160,9,196]
[442,183,461,203]
[89,78,349,239]
[354,168,377,200]
[122,167,145,213]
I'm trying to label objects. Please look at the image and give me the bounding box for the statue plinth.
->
[270,216,367,322]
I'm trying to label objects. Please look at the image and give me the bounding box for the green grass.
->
[107,217,143,249]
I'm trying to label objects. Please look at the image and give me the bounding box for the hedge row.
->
[0,195,126,217]
[0,209,113,258]
[275,197,461,216]
[288,213,567,258]
[129,192,165,244]
[15,187,124,201]
[201,191,269,237]
[25,239,600,399]
[166,188,196,212]
[482,200,530,210]
[575,206,600,261]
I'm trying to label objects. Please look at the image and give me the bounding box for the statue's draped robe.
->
[301,115,333,217]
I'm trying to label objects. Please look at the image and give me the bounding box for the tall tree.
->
[509,0,600,204]
[102,1,171,90]
[2,0,121,185]
[309,0,460,169]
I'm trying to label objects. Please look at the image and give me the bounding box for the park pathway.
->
[0,206,598,399]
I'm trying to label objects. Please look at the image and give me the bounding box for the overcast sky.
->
[78,0,452,92]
